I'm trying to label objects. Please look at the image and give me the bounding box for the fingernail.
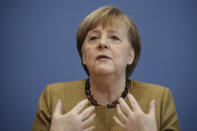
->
[84,99,89,103]
[119,97,124,101]
[58,99,60,103]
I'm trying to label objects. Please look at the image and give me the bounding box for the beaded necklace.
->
[85,78,131,108]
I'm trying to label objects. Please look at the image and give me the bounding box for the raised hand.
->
[50,99,96,131]
[113,94,157,131]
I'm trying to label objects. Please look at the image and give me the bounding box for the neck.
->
[89,74,126,105]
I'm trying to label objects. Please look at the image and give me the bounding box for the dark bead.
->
[85,79,131,108]
[107,105,112,108]
[86,89,90,94]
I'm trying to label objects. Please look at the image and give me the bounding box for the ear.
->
[127,48,135,65]
[82,52,86,65]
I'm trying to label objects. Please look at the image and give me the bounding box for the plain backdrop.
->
[1,0,197,130]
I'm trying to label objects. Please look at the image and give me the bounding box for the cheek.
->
[115,48,131,63]
[82,47,94,65]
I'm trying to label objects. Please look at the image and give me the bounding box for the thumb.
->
[54,99,62,116]
[148,99,156,117]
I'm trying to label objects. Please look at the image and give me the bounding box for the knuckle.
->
[65,112,77,120]
[87,106,95,112]
[90,115,95,120]
[136,111,143,116]
[133,112,144,120]
[117,109,121,114]
[88,116,94,122]
[69,111,76,116]
[78,104,83,108]
[85,114,95,125]
[86,120,92,125]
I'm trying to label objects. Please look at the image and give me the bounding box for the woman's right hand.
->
[50,99,96,131]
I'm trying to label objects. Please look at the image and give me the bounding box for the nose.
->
[98,36,109,49]
[98,43,108,49]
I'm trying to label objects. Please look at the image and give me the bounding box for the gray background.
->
[1,0,196,130]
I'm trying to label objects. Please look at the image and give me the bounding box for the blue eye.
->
[111,35,120,40]
[90,36,98,41]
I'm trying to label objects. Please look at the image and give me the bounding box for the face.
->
[82,22,134,77]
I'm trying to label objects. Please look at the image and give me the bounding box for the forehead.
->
[88,20,127,35]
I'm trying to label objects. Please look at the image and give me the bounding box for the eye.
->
[110,35,120,41]
[89,36,98,41]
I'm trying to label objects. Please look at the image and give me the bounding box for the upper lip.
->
[96,54,111,60]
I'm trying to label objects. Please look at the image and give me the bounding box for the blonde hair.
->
[76,6,141,77]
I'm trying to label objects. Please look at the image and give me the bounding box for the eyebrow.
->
[91,30,100,34]
[89,29,120,35]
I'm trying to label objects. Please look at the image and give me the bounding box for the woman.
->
[32,6,180,131]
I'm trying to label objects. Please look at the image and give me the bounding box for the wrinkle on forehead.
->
[88,17,127,36]
[95,16,125,30]
[89,28,122,35]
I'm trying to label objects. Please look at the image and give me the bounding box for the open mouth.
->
[96,55,111,60]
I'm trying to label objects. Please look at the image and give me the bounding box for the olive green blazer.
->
[32,80,180,131]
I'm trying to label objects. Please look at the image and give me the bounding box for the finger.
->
[148,99,156,116]
[116,104,128,123]
[72,99,89,114]
[79,106,95,121]
[82,113,96,127]
[83,126,95,131]
[127,93,143,112]
[53,99,62,116]
[113,116,125,128]
[118,97,131,116]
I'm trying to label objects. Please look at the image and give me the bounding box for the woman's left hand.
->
[113,93,157,131]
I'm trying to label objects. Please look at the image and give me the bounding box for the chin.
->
[94,67,115,75]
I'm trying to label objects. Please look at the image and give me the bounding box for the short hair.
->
[76,6,141,78]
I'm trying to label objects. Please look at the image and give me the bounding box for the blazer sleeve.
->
[32,85,52,131]
[161,88,180,131]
